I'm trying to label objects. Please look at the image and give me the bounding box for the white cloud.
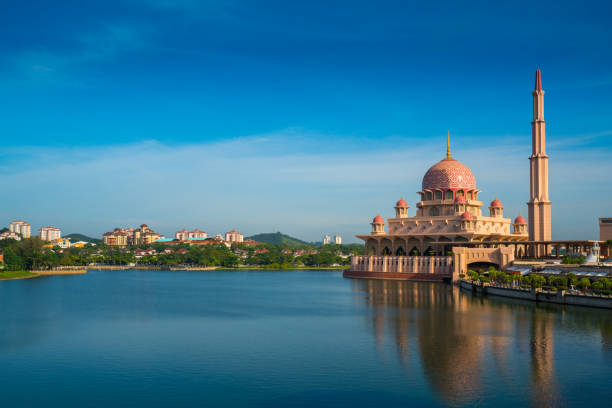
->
[0,130,608,242]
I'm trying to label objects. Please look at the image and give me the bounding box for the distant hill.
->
[247,232,311,247]
[65,233,102,244]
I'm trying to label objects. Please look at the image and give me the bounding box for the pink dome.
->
[490,199,503,208]
[454,195,466,203]
[395,199,408,207]
[422,158,476,191]
[514,215,527,225]
[461,211,473,220]
[372,215,385,224]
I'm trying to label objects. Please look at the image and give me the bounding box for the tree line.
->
[0,238,364,270]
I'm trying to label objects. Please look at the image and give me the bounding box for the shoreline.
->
[1,266,345,280]
[459,279,612,310]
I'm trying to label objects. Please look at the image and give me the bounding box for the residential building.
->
[9,220,31,238]
[334,235,342,245]
[175,228,207,240]
[131,224,161,245]
[103,228,129,247]
[0,231,21,241]
[323,235,331,245]
[40,226,61,241]
[225,229,244,243]
[103,224,161,246]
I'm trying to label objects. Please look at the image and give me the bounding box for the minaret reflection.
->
[351,280,580,406]
[529,308,559,407]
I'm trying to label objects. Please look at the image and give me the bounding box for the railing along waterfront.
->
[350,255,453,275]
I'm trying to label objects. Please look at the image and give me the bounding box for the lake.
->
[0,269,610,407]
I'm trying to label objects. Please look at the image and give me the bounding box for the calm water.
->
[0,270,610,407]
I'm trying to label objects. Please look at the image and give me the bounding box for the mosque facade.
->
[346,70,551,281]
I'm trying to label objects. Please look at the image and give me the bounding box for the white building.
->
[334,235,342,245]
[0,231,21,241]
[224,229,244,243]
[323,235,331,245]
[40,226,61,241]
[9,220,31,238]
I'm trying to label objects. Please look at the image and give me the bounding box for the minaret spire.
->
[535,69,542,91]
[446,130,451,159]
[528,69,552,256]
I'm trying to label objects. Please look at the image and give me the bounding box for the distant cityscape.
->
[0,219,345,250]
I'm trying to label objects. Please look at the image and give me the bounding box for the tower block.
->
[527,69,552,256]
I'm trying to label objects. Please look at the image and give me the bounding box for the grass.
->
[0,270,39,280]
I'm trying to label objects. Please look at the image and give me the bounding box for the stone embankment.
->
[31,269,87,275]
[459,280,612,309]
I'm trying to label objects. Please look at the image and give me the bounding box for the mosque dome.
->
[372,215,385,224]
[422,158,477,191]
[514,215,527,225]
[490,199,503,208]
[395,199,408,208]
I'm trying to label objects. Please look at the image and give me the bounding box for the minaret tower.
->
[528,69,552,255]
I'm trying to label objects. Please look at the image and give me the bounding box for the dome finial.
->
[446,130,451,159]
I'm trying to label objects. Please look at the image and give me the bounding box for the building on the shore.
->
[346,70,567,281]
[224,229,244,243]
[40,226,61,241]
[9,220,31,238]
[175,228,207,240]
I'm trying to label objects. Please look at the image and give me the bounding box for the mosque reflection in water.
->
[351,279,612,407]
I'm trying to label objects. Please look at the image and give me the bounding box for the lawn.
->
[0,270,39,280]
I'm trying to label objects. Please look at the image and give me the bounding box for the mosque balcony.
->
[416,199,482,208]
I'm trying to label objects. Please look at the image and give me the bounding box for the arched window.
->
[420,193,425,201]
[382,247,392,256]
[467,191,473,200]
[456,190,464,198]
[435,190,443,200]
[429,207,440,216]
[395,247,406,256]
[409,247,420,256]
[445,190,453,200]
[425,191,433,200]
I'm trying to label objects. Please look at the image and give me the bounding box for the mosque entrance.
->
[467,262,499,273]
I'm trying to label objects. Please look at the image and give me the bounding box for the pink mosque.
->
[345,70,559,282]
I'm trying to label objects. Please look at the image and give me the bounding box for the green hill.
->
[65,233,102,244]
[247,232,311,247]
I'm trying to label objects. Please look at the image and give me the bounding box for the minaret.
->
[528,69,552,255]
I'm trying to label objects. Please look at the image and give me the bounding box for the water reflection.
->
[352,279,610,407]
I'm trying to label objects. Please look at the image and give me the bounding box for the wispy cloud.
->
[9,22,149,85]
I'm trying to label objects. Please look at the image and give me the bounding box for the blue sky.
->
[0,0,610,242]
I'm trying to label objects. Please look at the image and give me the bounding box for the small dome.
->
[454,195,466,203]
[372,215,385,224]
[514,215,527,225]
[461,211,474,220]
[395,199,408,208]
[490,199,503,208]
[422,158,477,191]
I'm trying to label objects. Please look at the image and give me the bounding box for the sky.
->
[0,0,611,242]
